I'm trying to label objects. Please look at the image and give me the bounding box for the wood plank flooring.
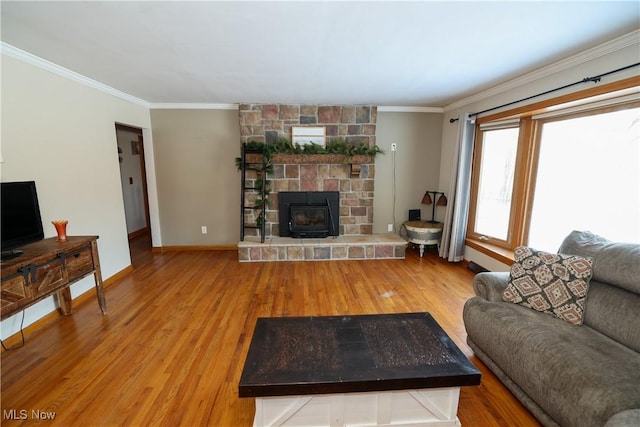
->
[1,237,541,426]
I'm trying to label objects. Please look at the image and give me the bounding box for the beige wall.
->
[439,37,640,271]
[374,112,443,233]
[1,54,152,338]
[150,109,241,246]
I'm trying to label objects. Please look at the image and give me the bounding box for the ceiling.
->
[1,1,639,107]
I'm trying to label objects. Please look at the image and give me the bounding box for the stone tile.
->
[300,115,317,124]
[362,124,376,135]
[270,164,285,179]
[318,106,342,123]
[250,247,262,261]
[363,181,375,193]
[344,224,360,235]
[348,124,361,135]
[262,247,278,261]
[359,224,373,235]
[341,106,356,123]
[356,106,371,124]
[241,110,262,125]
[238,247,250,261]
[285,164,299,178]
[274,179,289,192]
[351,206,366,216]
[304,246,314,259]
[300,105,317,116]
[375,245,394,258]
[365,246,376,258]
[318,164,330,178]
[348,246,365,259]
[332,246,348,259]
[262,104,279,119]
[323,179,339,191]
[301,179,320,191]
[325,125,338,136]
[338,124,348,135]
[371,106,378,123]
[287,246,304,260]
[394,245,407,258]
[280,105,300,120]
[314,247,331,260]
[300,164,318,180]
[351,180,364,191]
[288,181,300,191]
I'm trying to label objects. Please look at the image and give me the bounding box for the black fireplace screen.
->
[279,191,339,238]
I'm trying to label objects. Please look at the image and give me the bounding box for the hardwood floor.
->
[1,240,541,426]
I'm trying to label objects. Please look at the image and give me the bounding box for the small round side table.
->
[403,220,443,257]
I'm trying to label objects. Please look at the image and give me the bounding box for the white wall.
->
[1,54,152,339]
[439,33,640,271]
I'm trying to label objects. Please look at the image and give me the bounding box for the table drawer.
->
[1,275,31,318]
[66,247,94,279]
[31,260,65,298]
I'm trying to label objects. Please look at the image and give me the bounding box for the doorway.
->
[115,123,151,258]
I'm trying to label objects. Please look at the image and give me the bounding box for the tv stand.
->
[0,249,23,262]
[0,236,106,321]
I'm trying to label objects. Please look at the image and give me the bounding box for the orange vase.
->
[52,220,68,242]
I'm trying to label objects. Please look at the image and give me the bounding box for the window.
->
[470,125,519,243]
[467,77,640,260]
[528,106,640,251]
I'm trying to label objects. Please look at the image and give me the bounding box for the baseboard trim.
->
[152,245,236,252]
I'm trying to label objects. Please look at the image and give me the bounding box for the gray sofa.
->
[463,231,640,427]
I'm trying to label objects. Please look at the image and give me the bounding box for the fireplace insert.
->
[279,191,339,238]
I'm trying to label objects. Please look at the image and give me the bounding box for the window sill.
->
[466,239,515,266]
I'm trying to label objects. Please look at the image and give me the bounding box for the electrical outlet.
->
[391,143,397,152]
[387,223,393,232]
[201,226,207,234]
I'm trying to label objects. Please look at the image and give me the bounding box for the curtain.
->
[439,113,475,262]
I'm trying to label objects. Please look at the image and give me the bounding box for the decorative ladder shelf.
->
[240,143,268,243]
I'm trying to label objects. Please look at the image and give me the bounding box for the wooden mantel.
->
[245,153,374,176]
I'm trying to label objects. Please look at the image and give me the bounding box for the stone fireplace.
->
[239,104,377,239]
[237,104,407,261]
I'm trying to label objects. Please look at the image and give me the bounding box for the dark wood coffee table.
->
[239,312,480,426]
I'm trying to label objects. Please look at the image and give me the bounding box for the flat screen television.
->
[1,181,45,260]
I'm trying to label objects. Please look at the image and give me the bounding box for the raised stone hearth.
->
[238,234,407,262]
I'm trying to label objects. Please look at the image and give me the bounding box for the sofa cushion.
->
[558,231,640,351]
[503,246,593,325]
[558,230,640,295]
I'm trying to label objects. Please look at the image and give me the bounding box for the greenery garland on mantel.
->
[235,138,383,169]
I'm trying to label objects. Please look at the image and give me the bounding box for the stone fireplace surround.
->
[237,103,407,261]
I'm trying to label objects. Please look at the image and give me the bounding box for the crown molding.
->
[444,29,640,112]
[378,106,443,113]
[1,42,150,108]
[150,103,239,110]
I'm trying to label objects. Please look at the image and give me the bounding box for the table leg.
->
[57,287,73,315]
[419,244,425,257]
[91,240,107,315]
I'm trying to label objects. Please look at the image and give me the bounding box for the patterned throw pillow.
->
[502,246,593,325]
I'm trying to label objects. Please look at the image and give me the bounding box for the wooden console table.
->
[1,236,106,320]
